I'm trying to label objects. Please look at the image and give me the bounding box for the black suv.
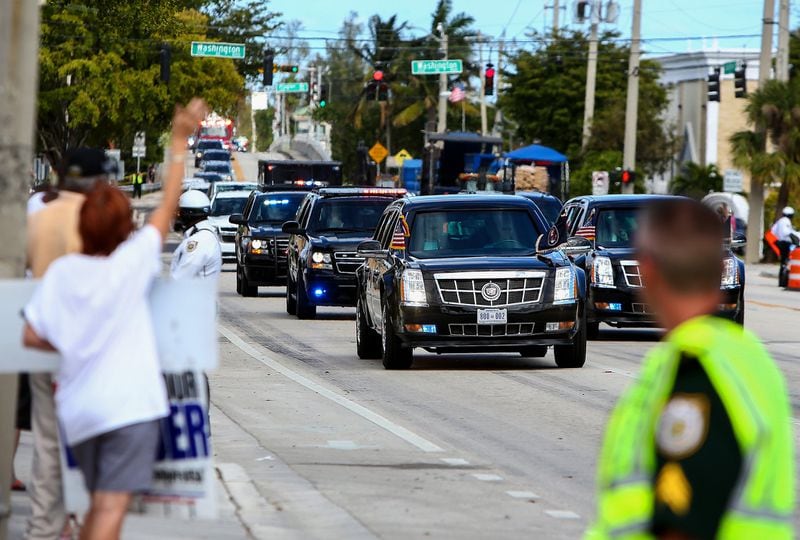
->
[230,190,308,296]
[282,187,408,319]
[561,194,746,338]
[194,139,223,167]
[354,195,590,370]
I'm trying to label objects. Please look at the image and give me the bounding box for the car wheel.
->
[356,298,382,359]
[518,346,548,358]
[240,266,258,297]
[381,304,412,370]
[295,274,317,320]
[286,274,297,315]
[586,322,600,340]
[553,312,587,368]
[235,264,243,295]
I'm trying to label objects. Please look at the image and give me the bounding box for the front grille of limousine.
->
[619,260,643,288]
[434,271,546,307]
[448,323,536,337]
[333,252,365,274]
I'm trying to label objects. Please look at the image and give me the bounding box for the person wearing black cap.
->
[25,147,113,539]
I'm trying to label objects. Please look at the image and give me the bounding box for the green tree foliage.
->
[500,30,673,192]
[37,0,279,164]
[670,162,722,199]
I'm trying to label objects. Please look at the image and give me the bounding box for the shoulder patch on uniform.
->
[655,462,692,515]
[656,393,710,460]
[186,240,198,253]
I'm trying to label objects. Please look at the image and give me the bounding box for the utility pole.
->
[250,93,258,153]
[478,32,488,136]
[492,34,505,136]
[776,0,790,81]
[437,27,449,134]
[0,1,40,538]
[581,1,600,149]
[553,0,560,32]
[621,0,642,195]
[746,0,776,263]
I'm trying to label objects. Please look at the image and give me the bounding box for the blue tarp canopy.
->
[504,144,567,164]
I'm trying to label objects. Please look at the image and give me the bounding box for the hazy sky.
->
[267,0,794,58]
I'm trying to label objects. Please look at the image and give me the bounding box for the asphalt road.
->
[207,262,800,539]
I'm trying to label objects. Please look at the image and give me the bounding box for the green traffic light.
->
[319,100,326,107]
[291,65,298,73]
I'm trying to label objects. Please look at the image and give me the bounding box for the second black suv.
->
[282,187,408,319]
[355,195,591,370]
[230,190,308,296]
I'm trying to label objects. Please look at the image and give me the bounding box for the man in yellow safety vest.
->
[132,171,144,199]
[587,198,794,539]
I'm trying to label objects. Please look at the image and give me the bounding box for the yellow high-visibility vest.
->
[586,316,794,539]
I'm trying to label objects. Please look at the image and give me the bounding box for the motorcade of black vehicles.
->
[202,161,233,182]
[258,159,343,187]
[230,190,309,296]
[561,194,746,339]
[516,191,563,226]
[354,194,591,370]
[194,139,224,167]
[282,187,408,319]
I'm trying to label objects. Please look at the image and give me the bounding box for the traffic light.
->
[621,169,635,186]
[263,50,274,86]
[159,43,171,84]
[484,63,495,96]
[707,67,721,102]
[319,83,328,107]
[366,70,388,101]
[274,65,299,73]
[575,0,592,23]
[734,64,747,99]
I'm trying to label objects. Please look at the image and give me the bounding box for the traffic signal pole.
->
[776,0,790,82]
[437,29,448,134]
[0,2,40,538]
[581,2,599,150]
[621,0,642,195]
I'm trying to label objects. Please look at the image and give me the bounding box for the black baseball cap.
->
[59,148,117,180]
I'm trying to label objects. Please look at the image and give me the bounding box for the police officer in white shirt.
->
[771,206,800,285]
[171,190,222,279]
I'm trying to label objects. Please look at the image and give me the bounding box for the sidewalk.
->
[9,431,250,539]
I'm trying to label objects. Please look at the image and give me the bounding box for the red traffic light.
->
[621,169,634,184]
[485,67,495,78]
[373,70,384,81]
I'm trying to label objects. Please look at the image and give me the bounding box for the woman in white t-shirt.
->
[23,99,207,540]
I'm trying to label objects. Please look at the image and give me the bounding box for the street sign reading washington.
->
[274,82,309,93]
[191,41,245,59]
[411,59,463,75]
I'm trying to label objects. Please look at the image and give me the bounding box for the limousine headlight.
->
[401,269,427,306]
[592,256,614,287]
[554,267,576,304]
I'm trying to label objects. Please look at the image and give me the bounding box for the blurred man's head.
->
[58,148,114,193]
[635,198,723,332]
[79,183,134,256]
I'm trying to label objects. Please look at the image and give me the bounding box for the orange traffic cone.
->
[788,248,800,290]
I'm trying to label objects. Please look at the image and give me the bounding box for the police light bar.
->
[317,187,407,197]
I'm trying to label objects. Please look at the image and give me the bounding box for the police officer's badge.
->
[656,394,709,459]
[187,240,198,253]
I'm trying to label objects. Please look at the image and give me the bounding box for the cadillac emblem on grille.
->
[481,282,502,302]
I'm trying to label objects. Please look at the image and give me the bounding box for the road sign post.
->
[411,59,463,75]
[273,82,309,93]
[190,41,245,59]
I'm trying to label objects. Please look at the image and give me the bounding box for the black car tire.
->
[239,266,258,297]
[586,322,600,340]
[553,313,587,368]
[518,346,548,358]
[381,304,412,370]
[286,274,297,315]
[295,274,317,319]
[235,263,243,295]
[356,298,382,359]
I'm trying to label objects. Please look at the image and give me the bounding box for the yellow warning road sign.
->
[394,149,413,166]
[369,142,389,164]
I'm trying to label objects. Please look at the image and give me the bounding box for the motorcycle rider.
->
[770,206,800,286]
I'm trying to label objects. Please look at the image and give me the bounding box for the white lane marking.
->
[506,490,540,499]
[472,473,503,482]
[255,455,274,462]
[545,510,580,519]
[441,458,470,466]
[219,324,445,453]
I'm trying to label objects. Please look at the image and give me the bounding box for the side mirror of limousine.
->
[357,240,390,259]
[281,221,305,235]
[560,236,593,257]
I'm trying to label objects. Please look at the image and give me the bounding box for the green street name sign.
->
[723,61,737,74]
[411,59,463,75]
[191,41,245,59]
[274,82,309,93]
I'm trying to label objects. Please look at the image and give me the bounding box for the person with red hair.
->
[22,99,207,540]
